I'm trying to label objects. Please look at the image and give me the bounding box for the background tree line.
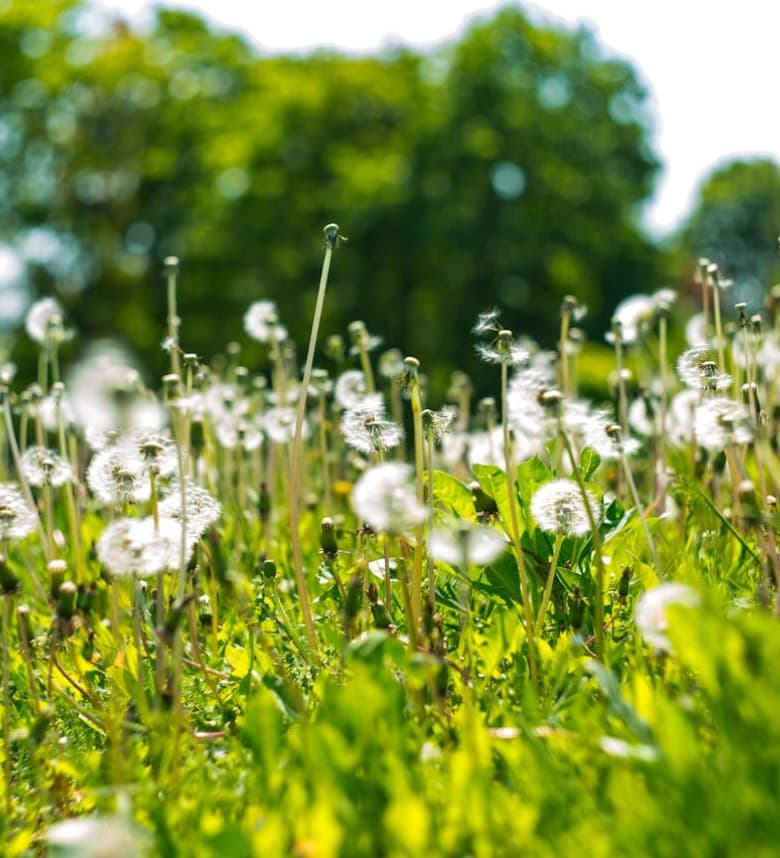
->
[0,0,778,394]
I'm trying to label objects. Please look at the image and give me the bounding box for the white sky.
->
[93,0,780,236]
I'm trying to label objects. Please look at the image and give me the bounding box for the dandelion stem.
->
[559,425,607,660]
[408,368,425,640]
[501,359,538,687]
[289,225,342,659]
[534,534,563,637]
[2,594,13,818]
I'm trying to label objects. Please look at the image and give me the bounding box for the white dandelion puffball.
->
[25,297,70,345]
[97,517,188,578]
[531,479,598,537]
[635,583,700,651]
[0,483,38,541]
[20,446,73,488]
[352,463,425,534]
[694,397,753,451]
[341,394,403,455]
[429,524,506,567]
[244,300,287,343]
[335,370,368,409]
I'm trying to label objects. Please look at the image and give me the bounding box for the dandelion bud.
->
[163,255,179,274]
[0,554,20,595]
[370,599,393,631]
[344,573,363,625]
[162,373,180,401]
[750,314,762,335]
[618,566,632,599]
[325,334,345,364]
[261,559,277,581]
[320,517,339,560]
[470,480,497,518]
[48,559,67,600]
[57,580,78,620]
[17,603,34,646]
[539,389,563,414]
[569,585,585,630]
[198,594,213,627]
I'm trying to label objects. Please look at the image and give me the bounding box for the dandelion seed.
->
[352,463,425,535]
[531,479,598,537]
[475,334,530,367]
[0,483,37,541]
[635,583,699,651]
[472,308,502,336]
[694,397,753,451]
[341,394,403,455]
[429,523,506,566]
[244,300,287,343]
[20,446,73,487]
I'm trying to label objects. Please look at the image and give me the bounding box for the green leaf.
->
[432,469,475,519]
[472,463,513,532]
[481,550,523,606]
[578,446,601,481]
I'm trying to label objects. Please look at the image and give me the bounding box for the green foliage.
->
[0,0,663,393]
[676,157,780,305]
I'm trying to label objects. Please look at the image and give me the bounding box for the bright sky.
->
[93,0,780,236]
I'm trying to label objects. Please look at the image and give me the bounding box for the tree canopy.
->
[676,158,780,307]
[0,0,664,392]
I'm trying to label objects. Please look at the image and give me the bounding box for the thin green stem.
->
[534,534,563,637]
[290,227,341,659]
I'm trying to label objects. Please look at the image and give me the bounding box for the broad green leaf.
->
[432,469,475,519]
[578,446,601,481]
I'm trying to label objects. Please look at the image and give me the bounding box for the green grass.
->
[2,256,780,857]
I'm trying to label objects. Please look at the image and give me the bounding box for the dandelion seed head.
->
[20,446,73,488]
[0,484,37,541]
[530,479,598,536]
[97,517,185,578]
[677,346,732,391]
[86,445,150,506]
[429,523,506,566]
[25,297,72,346]
[422,406,456,442]
[341,394,403,455]
[610,294,655,345]
[352,463,425,534]
[244,300,287,343]
[694,397,753,451]
[635,583,699,651]
[159,480,221,540]
[263,406,305,444]
[335,370,368,409]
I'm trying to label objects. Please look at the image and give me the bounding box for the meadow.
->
[1,224,779,857]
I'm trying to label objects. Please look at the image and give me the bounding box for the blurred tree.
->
[675,158,780,307]
[0,1,664,395]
